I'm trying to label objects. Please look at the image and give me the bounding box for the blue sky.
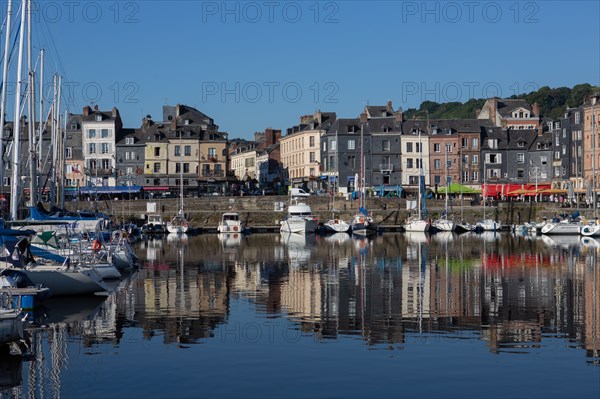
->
[14,0,600,139]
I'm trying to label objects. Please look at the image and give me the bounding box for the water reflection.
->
[5,233,599,397]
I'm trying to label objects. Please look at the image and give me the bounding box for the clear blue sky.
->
[17,0,600,139]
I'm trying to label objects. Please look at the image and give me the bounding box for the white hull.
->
[477,219,501,231]
[581,223,600,237]
[21,266,107,296]
[541,222,581,235]
[280,218,318,234]
[404,218,429,232]
[432,219,455,232]
[324,219,350,233]
[166,224,189,234]
[217,213,245,233]
[455,222,475,233]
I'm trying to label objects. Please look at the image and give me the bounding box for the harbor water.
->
[2,232,599,398]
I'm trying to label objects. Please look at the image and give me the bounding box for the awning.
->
[143,186,170,191]
[437,183,481,194]
[79,186,142,194]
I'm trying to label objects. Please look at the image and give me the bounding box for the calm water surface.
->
[2,232,599,398]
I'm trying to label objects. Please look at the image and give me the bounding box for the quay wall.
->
[62,196,593,230]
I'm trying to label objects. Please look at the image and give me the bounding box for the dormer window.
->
[95,114,102,122]
[518,141,525,147]
[382,125,390,133]
[184,119,190,125]
[71,122,78,130]
[126,137,134,145]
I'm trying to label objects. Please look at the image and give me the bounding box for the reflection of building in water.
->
[584,253,599,363]
[280,270,322,321]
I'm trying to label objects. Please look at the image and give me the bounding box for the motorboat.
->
[541,219,582,235]
[280,200,318,234]
[580,220,600,237]
[217,212,246,234]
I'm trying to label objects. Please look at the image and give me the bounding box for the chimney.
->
[489,98,498,125]
[359,112,368,123]
[112,107,118,118]
[394,108,404,123]
[386,100,393,113]
[176,104,181,117]
[532,102,540,117]
[93,104,99,112]
[83,106,91,116]
[537,122,544,137]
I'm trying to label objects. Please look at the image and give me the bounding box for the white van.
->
[290,188,310,197]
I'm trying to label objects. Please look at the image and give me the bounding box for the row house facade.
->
[281,112,335,191]
[582,94,600,190]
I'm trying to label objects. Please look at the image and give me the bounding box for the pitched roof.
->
[496,99,533,117]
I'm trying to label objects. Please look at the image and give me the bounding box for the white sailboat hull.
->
[580,223,600,237]
[21,266,107,296]
[404,219,430,232]
[280,217,318,234]
[432,219,455,232]
[541,221,581,235]
[477,219,501,232]
[324,219,350,233]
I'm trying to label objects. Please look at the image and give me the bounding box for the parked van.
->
[290,188,310,197]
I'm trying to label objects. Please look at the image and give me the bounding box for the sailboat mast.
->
[444,145,448,213]
[10,0,27,220]
[38,48,44,198]
[27,0,37,206]
[359,123,363,210]
[50,74,57,207]
[179,130,183,213]
[0,0,13,200]
[417,129,422,218]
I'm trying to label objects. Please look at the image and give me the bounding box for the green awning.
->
[437,183,481,194]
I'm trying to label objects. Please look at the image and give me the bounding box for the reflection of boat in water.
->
[540,234,581,249]
[30,296,107,325]
[404,232,428,244]
[218,232,243,248]
[581,236,600,249]
[167,233,188,245]
[477,231,502,242]
[432,231,454,243]
[281,233,316,267]
[0,354,22,390]
[325,232,351,245]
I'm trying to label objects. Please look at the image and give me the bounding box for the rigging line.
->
[0,22,22,91]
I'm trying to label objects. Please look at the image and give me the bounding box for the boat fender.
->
[92,239,102,252]
[234,226,238,231]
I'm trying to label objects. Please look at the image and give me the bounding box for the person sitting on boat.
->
[92,239,102,253]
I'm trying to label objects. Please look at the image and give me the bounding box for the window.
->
[126,166,133,175]
[88,129,96,138]
[434,175,441,184]
[309,136,315,147]
[154,147,160,157]
[101,129,109,138]
[461,138,468,148]
[347,140,355,150]
[472,155,478,164]
[185,146,191,156]
[472,171,479,181]
[330,140,336,151]
[416,158,422,168]
[471,138,478,149]
[382,140,390,152]
[462,171,469,182]
[562,144,566,155]
[175,145,181,156]
[434,159,441,170]
[95,114,102,122]
[406,142,413,153]
[445,143,452,152]
[101,159,110,169]
[554,151,560,160]
[89,143,96,154]
[518,141,524,147]
[486,153,502,164]
[343,155,353,169]
[244,158,254,167]
[65,147,72,159]
[153,162,160,173]
[540,156,548,165]
[575,112,580,124]
[329,156,335,170]
[309,152,315,163]
[126,137,133,144]
[416,143,421,152]
[555,134,559,146]
[409,175,418,185]
[101,143,110,154]
[434,143,440,152]
[208,148,216,157]
[554,166,561,177]
[309,168,315,177]
[176,163,181,173]
[406,158,413,168]
[462,155,468,165]
[517,153,524,163]
[517,169,525,178]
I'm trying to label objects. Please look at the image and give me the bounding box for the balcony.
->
[86,168,114,177]
[202,170,225,178]
[380,164,394,173]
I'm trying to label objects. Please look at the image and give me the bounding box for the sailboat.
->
[476,162,501,232]
[324,128,350,233]
[432,147,455,232]
[404,129,429,232]
[350,124,377,236]
[166,132,190,234]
